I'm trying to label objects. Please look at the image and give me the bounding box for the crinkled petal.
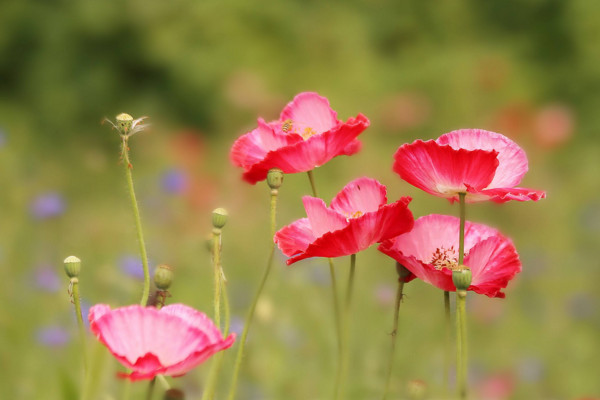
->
[377,245,452,289]
[274,218,316,257]
[393,140,499,199]
[230,118,302,169]
[303,196,348,238]
[285,198,413,264]
[437,129,528,189]
[241,114,369,184]
[280,92,338,134]
[465,185,547,203]
[330,177,387,215]
[89,304,233,380]
[465,236,521,298]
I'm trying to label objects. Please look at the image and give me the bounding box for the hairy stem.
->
[121,138,151,306]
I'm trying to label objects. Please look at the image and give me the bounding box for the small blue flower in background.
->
[229,315,244,337]
[119,255,153,280]
[30,192,65,219]
[36,326,70,347]
[33,264,61,292]
[161,168,189,195]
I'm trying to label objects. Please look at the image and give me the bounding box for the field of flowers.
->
[1,1,599,399]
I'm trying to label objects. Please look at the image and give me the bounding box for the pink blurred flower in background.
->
[393,129,546,203]
[230,92,369,184]
[275,177,413,264]
[89,304,235,381]
[378,214,521,298]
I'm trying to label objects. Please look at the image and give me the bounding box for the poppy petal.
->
[330,177,387,215]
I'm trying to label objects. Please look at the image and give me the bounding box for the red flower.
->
[378,214,521,298]
[393,129,546,203]
[230,92,369,184]
[275,177,414,264]
[89,304,235,381]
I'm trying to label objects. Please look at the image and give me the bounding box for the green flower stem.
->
[456,290,468,399]
[157,375,171,390]
[381,278,405,400]
[443,290,451,393]
[458,193,466,266]
[307,170,319,197]
[336,253,356,400]
[146,377,156,400]
[121,137,151,306]
[227,187,279,400]
[212,230,222,329]
[70,278,88,372]
[202,230,231,400]
[457,192,467,399]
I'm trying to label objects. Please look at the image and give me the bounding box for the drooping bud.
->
[395,262,412,283]
[267,168,284,190]
[154,264,174,290]
[212,208,228,229]
[63,255,81,278]
[452,266,472,292]
[116,113,133,134]
[164,388,185,400]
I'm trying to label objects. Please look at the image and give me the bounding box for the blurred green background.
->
[1,0,599,399]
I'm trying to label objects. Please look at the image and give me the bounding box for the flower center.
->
[430,246,460,271]
[342,210,364,221]
[281,119,318,140]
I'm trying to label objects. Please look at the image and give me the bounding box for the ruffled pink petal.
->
[241,114,369,184]
[89,304,233,380]
[465,236,521,298]
[162,334,236,377]
[279,92,338,134]
[330,177,387,216]
[437,129,528,189]
[378,214,498,263]
[393,140,499,199]
[274,218,316,257]
[465,185,547,203]
[285,198,413,264]
[302,196,348,238]
[230,119,302,169]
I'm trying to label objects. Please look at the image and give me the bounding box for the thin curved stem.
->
[212,231,222,329]
[121,138,151,306]
[381,279,404,400]
[227,188,279,400]
[456,192,468,399]
[443,290,451,393]
[71,278,88,372]
[307,170,318,197]
[336,254,356,400]
[146,377,156,400]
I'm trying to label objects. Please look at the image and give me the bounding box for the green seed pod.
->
[212,208,228,229]
[63,255,81,278]
[267,168,284,189]
[116,113,133,134]
[164,388,185,400]
[452,267,472,291]
[154,264,174,290]
[396,262,412,283]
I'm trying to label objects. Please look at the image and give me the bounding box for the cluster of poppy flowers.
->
[234,91,544,297]
[88,91,544,384]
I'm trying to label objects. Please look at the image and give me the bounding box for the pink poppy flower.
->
[393,129,546,203]
[378,214,521,298]
[89,303,235,381]
[274,177,414,265]
[230,92,369,184]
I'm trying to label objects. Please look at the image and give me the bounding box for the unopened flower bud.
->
[452,266,472,292]
[396,262,412,283]
[154,264,173,290]
[267,169,284,189]
[164,388,185,400]
[63,255,81,278]
[212,208,228,229]
[116,113,133,134]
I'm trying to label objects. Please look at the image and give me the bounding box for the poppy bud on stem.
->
[64,256,87,372]
[227,169,283,400]
[154,265,173,310]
